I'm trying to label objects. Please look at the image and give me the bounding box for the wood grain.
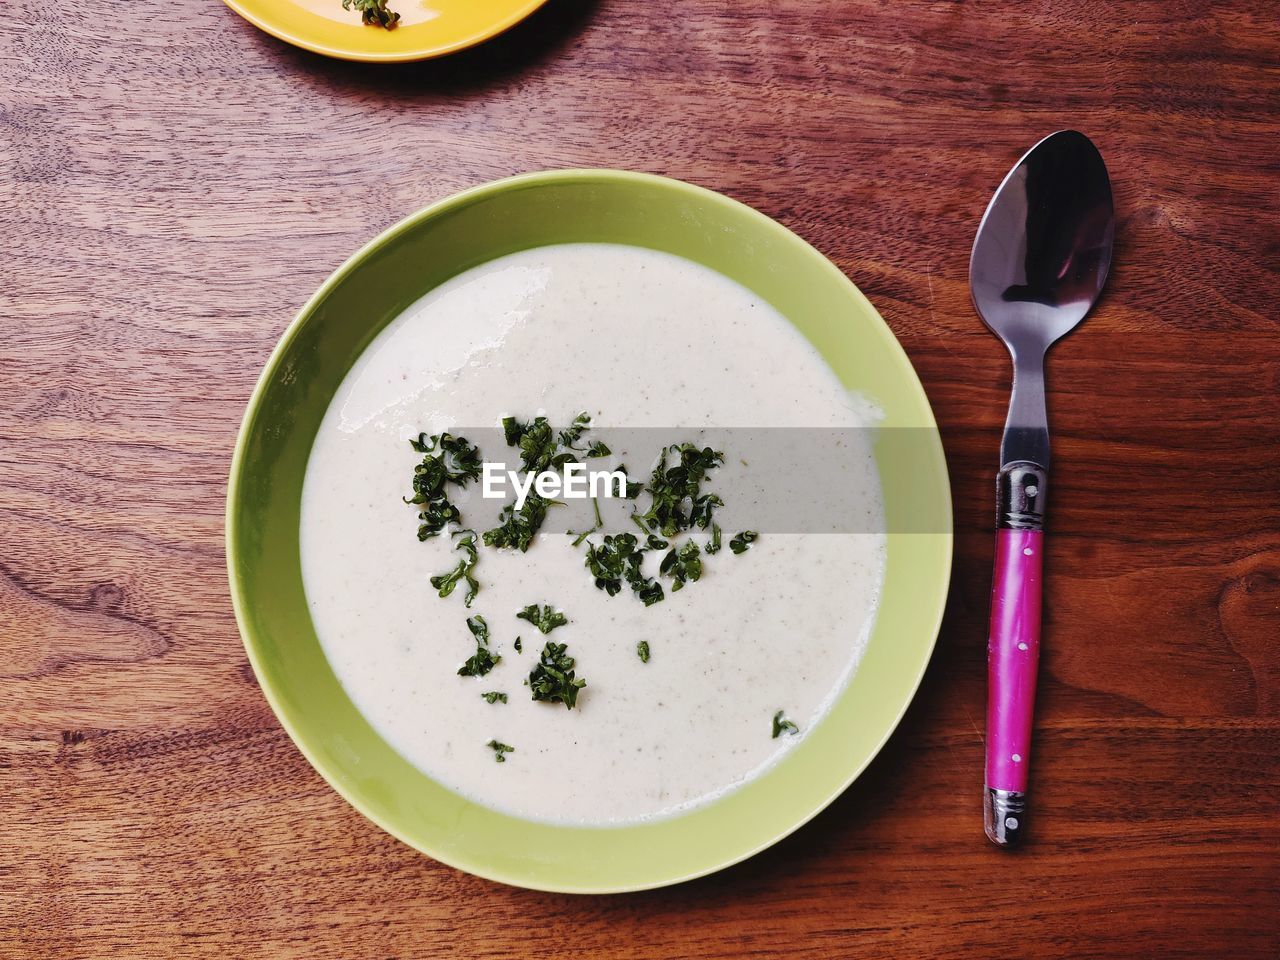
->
[2,0,1278,956]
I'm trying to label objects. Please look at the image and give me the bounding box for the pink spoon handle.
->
[984,525,1043,845]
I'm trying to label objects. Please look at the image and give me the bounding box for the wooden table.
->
[3,1,1277,956]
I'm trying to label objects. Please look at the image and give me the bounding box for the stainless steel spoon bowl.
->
[971,130,1116,470]
[970,130,1114,847]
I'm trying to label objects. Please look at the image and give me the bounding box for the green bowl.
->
[226,170,952,893]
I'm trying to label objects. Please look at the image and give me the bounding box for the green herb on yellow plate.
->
[342,0,399,29]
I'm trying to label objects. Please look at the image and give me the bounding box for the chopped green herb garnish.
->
[486,739,514,762]
[528,641,586,709]
[458,616,500,678]
[405,432,480,540]
[411,499,461,541]
[502,412,594,473]
[632,576,664,606]
[342,0,399,28]
[481,691,508,704]
[484,493,558,552]
[569,497,605,547]
[557,412,593,452]
[487,413,607,551]
[614,464,644,500]
[659,540,702,592]
[429,528,479,606]
[636,443,725,537]
[772,710,799,738]
[629,576,663,606]
[518,419,558,472]
[689,492,724,530]
[513,636,523,653]
[584,532,664,606]
[501,415,523,447]
[636,640,650,663]
[584,532,635,596]
[407,419,749,626]
[459,646,500,678]
[408,431,481,483]
[516,603,569,634]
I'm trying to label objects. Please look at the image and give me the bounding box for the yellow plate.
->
[222,0,548,62]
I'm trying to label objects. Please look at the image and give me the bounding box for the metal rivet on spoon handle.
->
[968,130,1115,847]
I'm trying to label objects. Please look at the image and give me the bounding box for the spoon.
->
[969,130,1115,847]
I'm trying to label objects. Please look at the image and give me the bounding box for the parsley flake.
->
[636,443,725,537]
[528,641,586,709]
[429,528,479,607]
[458,616,500,678]
[516,603,569,635]
[342,0,399,29]
[404,431,480,541]
[659,540,703,592]
[483,493,559,552]
[584,533,664,606]
[772,710,800,738]
[486,739,514,762]
[487,413,616,551]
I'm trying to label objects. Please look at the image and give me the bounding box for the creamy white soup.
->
[300,243,885,825]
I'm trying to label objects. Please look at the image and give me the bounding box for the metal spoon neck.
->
[1000,353,1050,470]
